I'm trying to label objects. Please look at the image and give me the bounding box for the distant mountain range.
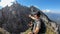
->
[45,13,60,24]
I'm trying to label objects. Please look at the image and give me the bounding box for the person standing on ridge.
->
[28,11,46,34]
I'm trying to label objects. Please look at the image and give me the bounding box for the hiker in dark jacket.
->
[28,11,46,34]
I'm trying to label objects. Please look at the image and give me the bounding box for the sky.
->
[0,0,60,14]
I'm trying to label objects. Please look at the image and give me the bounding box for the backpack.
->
[31,19,46,34]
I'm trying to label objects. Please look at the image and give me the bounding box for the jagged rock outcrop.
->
[0,2,32,34]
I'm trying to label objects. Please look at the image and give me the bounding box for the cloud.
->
[0,0,16,7]
[42,9,60,14]
[42,9,51,13]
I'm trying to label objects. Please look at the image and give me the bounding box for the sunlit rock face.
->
[0,2,59,34]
